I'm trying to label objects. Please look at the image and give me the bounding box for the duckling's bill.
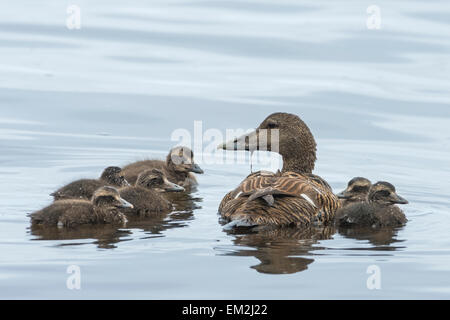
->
[119,198,134,209]
[163,179,185,192]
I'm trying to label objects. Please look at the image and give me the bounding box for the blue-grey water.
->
[1,0,450,299]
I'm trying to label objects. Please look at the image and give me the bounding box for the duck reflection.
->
[220,226,335,274]
[29,193,202,249]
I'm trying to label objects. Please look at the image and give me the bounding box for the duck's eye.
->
[267,121,278,129]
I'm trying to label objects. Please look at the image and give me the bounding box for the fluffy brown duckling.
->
[218,112,340,228]
[30,186,132,228]
[51,166,129,201]
[335,181,408,228]
[119,169,184,217]
[121,146,204,188]
[337,177,372,207]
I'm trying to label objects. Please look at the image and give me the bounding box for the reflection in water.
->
[218,226,335,275]
[337,226,406,248]
[30,192,202,249]
[163,189,202,212]
[29,224,132,249]
[219,224,407,274]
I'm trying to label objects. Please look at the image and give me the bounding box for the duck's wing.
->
[218,170,279,212]
[221,194,318,227]
[219,172,339,227]
[281,171,333,191]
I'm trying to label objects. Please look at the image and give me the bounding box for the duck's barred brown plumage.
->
[220,171,340,227]
[218,112,341,228]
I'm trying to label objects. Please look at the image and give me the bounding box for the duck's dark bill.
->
[219,129,260,151]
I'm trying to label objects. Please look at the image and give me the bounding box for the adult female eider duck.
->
[336,177,372,207]
[51,166,129,201]
[218,112,340,228]
[121,146,204,188]
[335,181,408,228]
[119,169,184,217]
[30,186,132,228]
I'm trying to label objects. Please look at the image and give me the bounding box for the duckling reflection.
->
[337,225,406,247]
[219,226,335,274]
[29,224,132,249]
[163,191,203,212]
[29,207,195,249]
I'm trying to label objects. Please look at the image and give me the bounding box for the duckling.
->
[335,181,408,228]
[218,112,340,228]
[121,146,204,188]
[119,169,184,217]
[51,166,129,201]
[30,186,132,228]
[336,177,372,207]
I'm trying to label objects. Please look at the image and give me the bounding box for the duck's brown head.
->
[337,177,372,203]
[368,182,408,205]
[92,186,134,209]
[167,146,204,175]
[219,112,317,173]
[100,166,129,187]
[136,169,185,192]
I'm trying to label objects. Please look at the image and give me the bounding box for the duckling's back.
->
[119,186,171,217]
[336,202,407,228]
[122,160,166,185]
[30,200,94,226]
[51,179,104,200]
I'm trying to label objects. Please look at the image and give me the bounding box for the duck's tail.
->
[223,219,257,230]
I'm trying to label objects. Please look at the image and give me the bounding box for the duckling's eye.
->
[377,190,391,197]
[97,195,116,204]
[147,178,162,187]
[352,186,367,192]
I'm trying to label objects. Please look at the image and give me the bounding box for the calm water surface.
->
[1,0,450,299]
